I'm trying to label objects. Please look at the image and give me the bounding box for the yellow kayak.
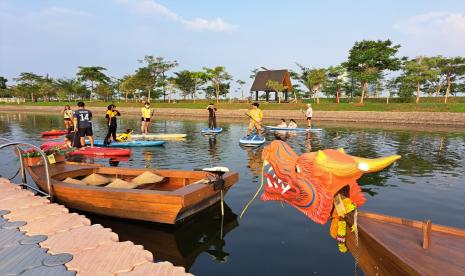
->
[124,133,187,140]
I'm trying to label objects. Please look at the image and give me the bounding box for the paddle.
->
[244,112,263,136]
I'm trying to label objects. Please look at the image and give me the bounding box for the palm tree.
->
[236,79,246,100]
[76,66,110,101]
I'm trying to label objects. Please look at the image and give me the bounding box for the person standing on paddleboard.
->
[207,103,217,129]
[62,105,73,130]
[246,102,263,138]
[73,101,94,148]
[306,103,313,128]
[104,104,120,145]
[141,102,153,135]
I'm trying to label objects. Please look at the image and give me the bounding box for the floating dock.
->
[0,177,192,275]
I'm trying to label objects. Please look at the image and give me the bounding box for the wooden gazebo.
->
[250,69,292,101]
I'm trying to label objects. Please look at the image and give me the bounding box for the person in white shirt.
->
[277,119,287,128]
[288,119,298,128]
[305,104,313,128]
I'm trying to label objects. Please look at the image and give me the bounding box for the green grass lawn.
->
[2,100,465,112]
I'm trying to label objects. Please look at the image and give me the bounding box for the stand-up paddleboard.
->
[201,127,223,134]
[128,133,187,140]
[239,134,266,146]
[41,130,68,136]
[68,147,131,157]
[265,126,322,132]
[89,140,166,147]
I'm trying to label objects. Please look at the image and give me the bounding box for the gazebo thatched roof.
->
[250,70,292,91]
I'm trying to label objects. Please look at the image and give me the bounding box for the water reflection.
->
[1,112,465,275]
[87,203,239,271]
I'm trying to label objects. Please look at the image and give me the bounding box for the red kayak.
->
[41,141,67,151]
[68,147,132,157]
[41,130,68,136]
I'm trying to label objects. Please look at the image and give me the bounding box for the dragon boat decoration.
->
[259,140,401,252]
[260,140,401,224]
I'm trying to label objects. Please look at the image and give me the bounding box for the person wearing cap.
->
[305,103,313,128]
[141,102,154,135]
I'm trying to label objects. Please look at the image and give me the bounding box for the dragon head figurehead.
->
[261,140,400,224]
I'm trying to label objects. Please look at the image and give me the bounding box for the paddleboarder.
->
[62,105,73,130]
[104,104,121,145]
[141,102,153,135]
[73,101,94,148]
[207,103,217,129]
[246,102,263,138]
[305,103,313,128]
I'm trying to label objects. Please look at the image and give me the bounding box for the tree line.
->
[1,39,464,104]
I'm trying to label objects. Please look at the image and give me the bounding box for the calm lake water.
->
[1,112,465,275]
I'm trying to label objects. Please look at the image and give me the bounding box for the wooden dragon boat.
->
[258,140,465,275]
[345,211,465,276]
[25,162,238,224]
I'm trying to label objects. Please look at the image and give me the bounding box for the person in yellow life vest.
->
[246,102,263,138]
[141,102,153,135]
[116,129,133,142]
[104,104,121,146]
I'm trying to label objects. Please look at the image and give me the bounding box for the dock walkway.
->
[0,177,193,275]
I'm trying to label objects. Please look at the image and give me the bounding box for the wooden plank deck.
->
[0,177,193,275]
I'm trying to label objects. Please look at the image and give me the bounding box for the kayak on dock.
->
[201,128,223,134]
[239,134,265,146]
[265,126,322,132]
[41,130,68,136]
[24,162,238,224]
[128,133,187,140]
[89,140,166,147]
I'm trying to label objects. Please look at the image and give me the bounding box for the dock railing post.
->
[0,141,53,201]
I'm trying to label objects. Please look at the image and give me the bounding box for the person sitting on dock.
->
[288,119,298,128]
[73,101,94,148]
[277,119,287,128]
[246,102,263,138]
[207,103,217,129]
[116,129,133,142]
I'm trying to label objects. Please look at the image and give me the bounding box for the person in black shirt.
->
[104,104,121,145]
[73,101,94,147]
[207,103,217,129]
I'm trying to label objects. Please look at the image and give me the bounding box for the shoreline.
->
[1,105,465,127]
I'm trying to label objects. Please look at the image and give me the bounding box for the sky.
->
[1,0,465,97]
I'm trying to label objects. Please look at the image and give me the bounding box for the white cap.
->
[307,103,311,107]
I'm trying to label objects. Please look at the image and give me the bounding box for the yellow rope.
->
[353,208,360,276]
[240,152,269,219]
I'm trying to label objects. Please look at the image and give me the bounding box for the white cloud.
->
[115,0,237,32]
[395,12,465,55]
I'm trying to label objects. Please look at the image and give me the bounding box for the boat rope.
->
[353,208,360,276]
[8,167,20,181]
[239,152,269,219]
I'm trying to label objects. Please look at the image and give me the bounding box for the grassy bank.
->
[2,100,465,112]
